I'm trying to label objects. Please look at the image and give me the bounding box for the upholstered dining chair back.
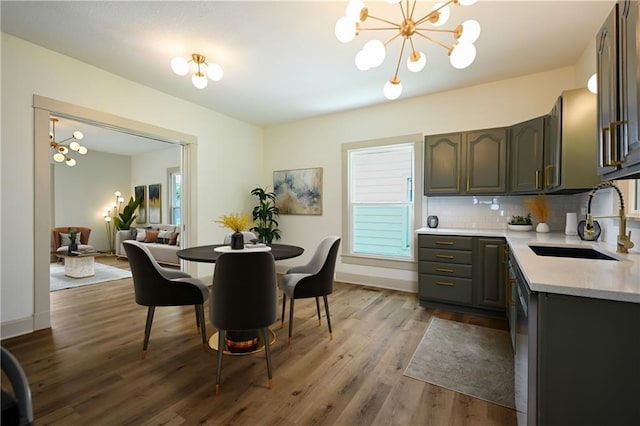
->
[286,236,341,299]
[1,346,34,426]
[123,240,209,358]
[210,251,278,330]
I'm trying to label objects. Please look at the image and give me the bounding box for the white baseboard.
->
[1,316,35,340]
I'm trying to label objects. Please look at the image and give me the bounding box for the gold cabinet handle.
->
[436,268,454,273]
[456,175,460,192]
[436,254,454,259]
[535,170,540,190]
[601,123,624,167]
[466,176,470,192]
[610,120,626,165]
[545,165,553,188]
[435,241,454,246]
[507,278,516,306]
[436,281,454,287]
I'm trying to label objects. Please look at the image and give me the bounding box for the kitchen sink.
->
[528,245,619,261]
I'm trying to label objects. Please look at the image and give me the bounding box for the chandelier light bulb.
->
[430,2,450,27]
[458,20,481,44]
[346,0,365,22]
[53,153,65,162]
[115,191,122,197]
[588,73,598,94]
[171,56,189,76]
[383,78,402,100]
[387,0,402,4]
[192,72,208,89]
[206,63,224,81]
[458,0,478,6]
[58,146,69,155]
[69,141,80,151]
[355,49,371,71]
[335,16,357,43]
[78,146,88,155]
[72,130,84,140]
[363,39,386,68]
[407,51,426,72]
[66,158,76,167]
[450,42,476,69]
[105,216,112,223]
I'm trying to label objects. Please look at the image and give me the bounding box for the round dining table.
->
[177,243,304,263]
[177,242,304,356]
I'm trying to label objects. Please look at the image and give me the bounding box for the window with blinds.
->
[349,144,414,258]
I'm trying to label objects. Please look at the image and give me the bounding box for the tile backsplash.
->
[424,194,589,232]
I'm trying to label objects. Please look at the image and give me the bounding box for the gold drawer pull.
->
[436,254,454,259]
[436,281,454,287]
[436,241,454,245]
[436,268,454,273]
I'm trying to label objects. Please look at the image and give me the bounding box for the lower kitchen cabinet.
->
[535,292,640,425]
[418,234,506,316]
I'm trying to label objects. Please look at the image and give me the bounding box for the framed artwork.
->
[148,183,162,224]
[273,167,322,215]
[134,185,146,224]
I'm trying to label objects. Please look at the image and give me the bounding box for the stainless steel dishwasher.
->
[513,256,537,426]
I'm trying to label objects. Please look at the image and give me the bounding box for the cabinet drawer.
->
[419,235,473,250]
[419,248,472,264]
[419,261,473,278]
[419,274,473,305]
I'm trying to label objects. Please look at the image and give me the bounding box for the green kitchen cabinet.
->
[509,116,545,193]
[473,237,506,311]
[596,0,640,179]
[424,128,507,195]
[418,234,506,317]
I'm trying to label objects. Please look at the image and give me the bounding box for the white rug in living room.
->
[403,317,515,409]
[50,263,132,291]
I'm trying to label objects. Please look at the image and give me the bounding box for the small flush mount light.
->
[49,118,87,167]
[336,0,480,100]
[171,53,223,89]
[587,73,597,94]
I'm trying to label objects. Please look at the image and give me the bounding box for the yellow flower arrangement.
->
[524,194,550,223]
[214,212,253,233]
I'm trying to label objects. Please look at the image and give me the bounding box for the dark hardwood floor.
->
[2,256,516,425]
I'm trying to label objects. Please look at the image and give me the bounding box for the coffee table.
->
[55,251,98,278]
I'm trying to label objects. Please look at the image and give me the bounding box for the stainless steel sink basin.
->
[528,245,619,261]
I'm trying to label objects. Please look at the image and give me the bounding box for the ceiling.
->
[2,1,615,154]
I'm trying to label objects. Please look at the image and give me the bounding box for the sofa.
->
[115,225,181,266]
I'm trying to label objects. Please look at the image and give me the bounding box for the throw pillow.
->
[135,228,146,242]
[144,230,159,243]
[168,232,179,246]
[157,230,172,244]
[59,232,81,246]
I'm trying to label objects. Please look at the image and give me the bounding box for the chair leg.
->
[288,298,295,345]
[142,306,155,359]
[323,295,333,341]
[196,304,207,351]
[315,297,321,326]
[263,327,273,389]
[194,305,201,331]
[216,330,225,395]
[281,293,287,329]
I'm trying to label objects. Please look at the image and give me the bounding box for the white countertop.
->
[417,227,640,304]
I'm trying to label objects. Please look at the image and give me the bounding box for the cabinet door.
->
[510,117,544,193]
[544,98,562,190]
[424,133,463,195]
[620,0,640,172]
[466,128,507,194]
[474,238,506,310]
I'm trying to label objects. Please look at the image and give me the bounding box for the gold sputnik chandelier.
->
[50,118,87,167]
[335,0,481,100]
[171,53,223,89]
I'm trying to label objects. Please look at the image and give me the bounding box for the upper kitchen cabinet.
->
[425,128,507,196]
[597,0,640,179]
[544,88,601,193]
[509,116,545,193]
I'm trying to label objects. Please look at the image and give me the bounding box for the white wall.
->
[1,33,263,337]
[262,67,585,289]
[54,151,132,252]
[130,145,181,227]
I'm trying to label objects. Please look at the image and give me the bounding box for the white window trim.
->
[341,134,423,270]
[617,178,640,220]
[167,166,181,225]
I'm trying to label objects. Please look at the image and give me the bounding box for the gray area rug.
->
[404,317,515,409]
[50,263,132,291]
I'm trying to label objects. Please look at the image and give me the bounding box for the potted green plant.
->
[114,196,142,230]
[507,213,533,231]
[250,186,281,244]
